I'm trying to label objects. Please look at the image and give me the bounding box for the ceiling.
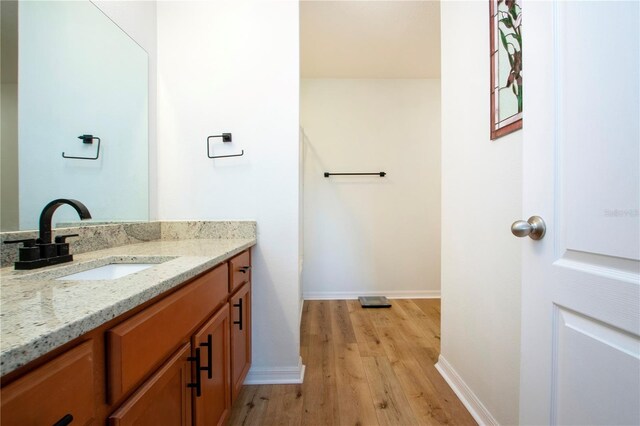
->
[300,1,441,79]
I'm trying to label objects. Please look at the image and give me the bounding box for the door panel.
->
[553,307,640,425]
[559,1,639,260]
[521,1,640,424]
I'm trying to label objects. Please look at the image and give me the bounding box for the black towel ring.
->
[62,135,101,160]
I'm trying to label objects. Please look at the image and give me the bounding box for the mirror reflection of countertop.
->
[0,237,256,375]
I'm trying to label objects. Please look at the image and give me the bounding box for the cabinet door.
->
[108,343,192,426]
[192,305,231,426]
[1,341,95,426]
[230,282,251,402]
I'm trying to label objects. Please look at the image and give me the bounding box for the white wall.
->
[157,1,302,380]
[93,0,158,220]
[439,1,522,425]
[301,79,441,299]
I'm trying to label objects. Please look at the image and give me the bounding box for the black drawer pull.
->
[187,348,202,397]
[199,334,213,379]
[53,414,73,426]
[233,298,243,330]
[238,266,251,273]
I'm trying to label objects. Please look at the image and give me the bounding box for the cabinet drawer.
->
[107,263,228,402]
[1,341,95,425]
[229,250,251,293]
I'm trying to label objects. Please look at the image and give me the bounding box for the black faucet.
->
[38,199,92,245]
[4,199,92,270]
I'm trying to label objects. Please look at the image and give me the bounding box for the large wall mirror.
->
[1,0,149,231]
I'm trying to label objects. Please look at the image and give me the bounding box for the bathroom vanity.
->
[0,230,255,425]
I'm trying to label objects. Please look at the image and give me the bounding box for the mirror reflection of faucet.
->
[3,199,92,270]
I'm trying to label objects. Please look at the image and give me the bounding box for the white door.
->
[520,1,639,425]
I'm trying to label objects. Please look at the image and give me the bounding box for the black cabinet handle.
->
[233,298,243,331]
[238,266,251,274]
[199,334,213,379]
[53,414,73,426]
[187,348,202,397]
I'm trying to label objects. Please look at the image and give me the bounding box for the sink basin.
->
[56,263,155,281]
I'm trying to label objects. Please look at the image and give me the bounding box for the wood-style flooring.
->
[227,299,476,426]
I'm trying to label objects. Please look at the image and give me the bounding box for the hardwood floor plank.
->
[387,301,441,355]
[308,300,332,337]
[261,384,304,426]
[362,356,419,426]
[227,384,273,425]
[395,300,441,341]
[334,343,380,426]
[410,346,477,426]
[413,299,441,327]
[348,305,387,357]
[329,300,357,344]
[301,333,339,425]
[375,326,453,425]
[300,301,311,363]
[367,306,395,329]
[300,301,311,346]
[346,299,360,313]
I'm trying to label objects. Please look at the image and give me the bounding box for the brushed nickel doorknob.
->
[511,216,546,240]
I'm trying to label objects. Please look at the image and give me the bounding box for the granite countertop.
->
[0,237,256,376]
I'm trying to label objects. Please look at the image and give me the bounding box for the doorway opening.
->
[299,1,442,302]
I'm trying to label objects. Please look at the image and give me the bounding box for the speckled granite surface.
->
[0,231,256,375]
[0,222,161,267]
[161,221,256,240]
[0,221,257,267]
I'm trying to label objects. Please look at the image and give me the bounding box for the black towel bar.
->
[324,172,386,178]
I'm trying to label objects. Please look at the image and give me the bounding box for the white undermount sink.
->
[56,263,156,281]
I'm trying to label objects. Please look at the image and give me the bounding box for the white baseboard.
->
[244,357,306,385]
[435,355,499,426]
[303,290,440,300]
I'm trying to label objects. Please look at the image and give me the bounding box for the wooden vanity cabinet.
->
[230,281,251,402]
[0,248,252,426]
[108,343,193,426]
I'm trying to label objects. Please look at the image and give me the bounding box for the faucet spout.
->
[38,199,92,244]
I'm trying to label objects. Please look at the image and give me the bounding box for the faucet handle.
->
[54,234,79,257]
[3,238,37,247]
[54,234,79,243]
[4,239,41,262]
